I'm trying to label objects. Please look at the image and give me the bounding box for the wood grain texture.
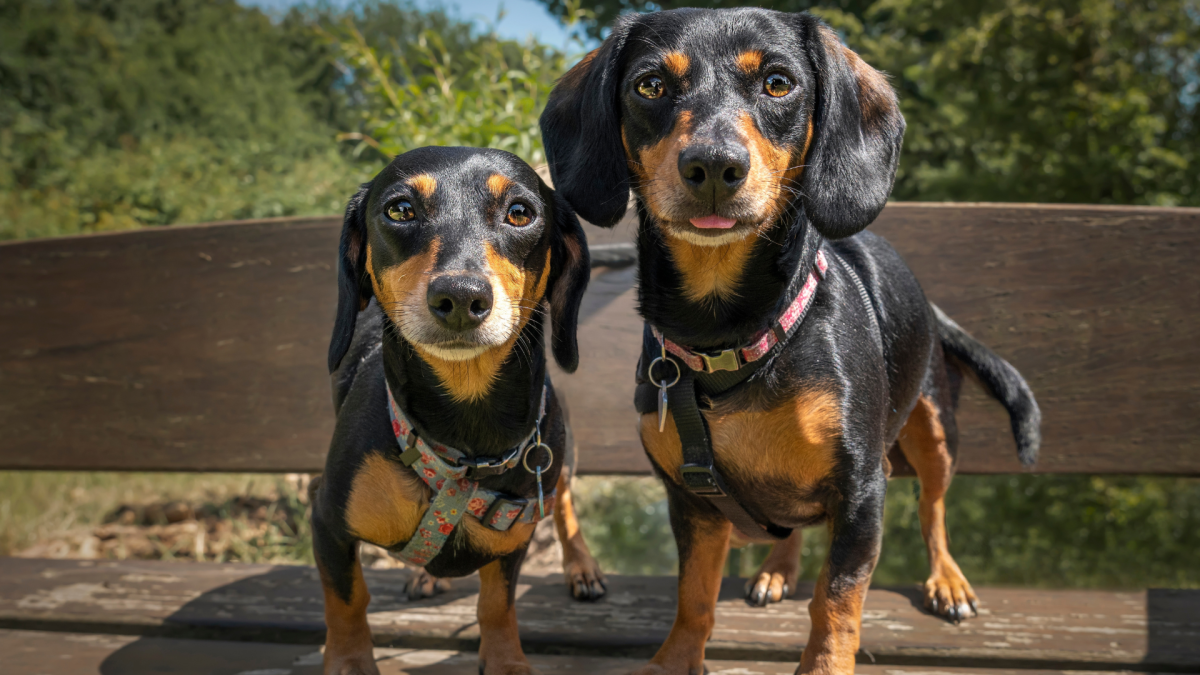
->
[0,559,1196,671]
[3,630,1138,675]
[2,204,1197,474]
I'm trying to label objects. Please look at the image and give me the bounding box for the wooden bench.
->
[2,203,1198,674]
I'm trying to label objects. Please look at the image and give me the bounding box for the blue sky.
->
[242,0,580,46]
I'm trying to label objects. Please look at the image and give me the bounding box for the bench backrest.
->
[2,203,1197,475]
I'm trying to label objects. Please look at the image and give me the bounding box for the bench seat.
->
[5,629,1152,675]
[1,558,1195,672]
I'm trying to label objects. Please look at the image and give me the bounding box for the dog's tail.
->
[933,304,1041,467]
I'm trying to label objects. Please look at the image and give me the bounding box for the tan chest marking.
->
[344,453,430,547]
[458,517,535,558]
[640,390,840,489]
[666,235,757,303]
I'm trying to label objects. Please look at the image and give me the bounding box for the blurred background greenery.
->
[1,0,1197,588]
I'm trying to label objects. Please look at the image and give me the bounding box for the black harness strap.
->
[831,251,883,348]
[669,365,793,541]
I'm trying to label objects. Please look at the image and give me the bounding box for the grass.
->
[5,471,1197,590]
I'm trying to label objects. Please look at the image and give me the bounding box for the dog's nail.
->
[930,598,939,613]
[782,583,789,598]
[969,598,978,613]
[957,603,971,619]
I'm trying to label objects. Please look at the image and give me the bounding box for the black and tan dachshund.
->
[313,147,606,675]
[540,8,1040,675]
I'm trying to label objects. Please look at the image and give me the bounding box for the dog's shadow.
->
[96,564,476,674]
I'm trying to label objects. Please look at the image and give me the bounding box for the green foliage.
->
[0,0,585,240]
[324,7,577,165]
[540,0,1200,206]
[877,475,1200,588]
[0,0,336,183]
[0,0,363,239]
[591,475,1200,589]
[0,137,363,240]
[573,477,677,575]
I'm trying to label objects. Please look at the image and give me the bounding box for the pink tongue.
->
[690,215,737,229]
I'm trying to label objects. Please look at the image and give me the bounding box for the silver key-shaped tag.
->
[536,466,545,519]
[658,381,669,432]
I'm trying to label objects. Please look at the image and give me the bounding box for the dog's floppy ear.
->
[798,16,905,240]
[544,189,591,373]
[539,16,638,228]
[328,181,373,373]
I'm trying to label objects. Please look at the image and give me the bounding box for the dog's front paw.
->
[405,568,451,600]
[923,567,978,624]
[563,552,607,601]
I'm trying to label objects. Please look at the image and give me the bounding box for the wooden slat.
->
[1,559,1196,671]
[4,630,1130,675]
[2,204,1198,474]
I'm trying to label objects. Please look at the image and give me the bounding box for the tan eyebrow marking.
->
[736,50,764,73]
[487,174,514,199]
[663,51,689,78]
[407,174,437,198]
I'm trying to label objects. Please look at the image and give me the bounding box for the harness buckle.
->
[459,445,523,479]
[680,464,727,496]
[700,349,742,373]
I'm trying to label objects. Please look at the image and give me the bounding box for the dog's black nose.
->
[427,275,493,331]
[678,143,750,202]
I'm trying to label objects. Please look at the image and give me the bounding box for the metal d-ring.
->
[522,441,554,474]
[648,356,681,389]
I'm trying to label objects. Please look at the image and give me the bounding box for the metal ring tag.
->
[648,356,681,388]
[522,443,554,474]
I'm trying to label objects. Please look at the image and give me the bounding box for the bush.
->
[325,10,575,165]
[0,136,367,240]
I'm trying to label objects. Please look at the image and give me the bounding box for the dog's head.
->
[540,8,904,244]
[328,147,590,395]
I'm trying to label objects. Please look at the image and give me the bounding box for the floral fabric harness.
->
[386,382,556,567]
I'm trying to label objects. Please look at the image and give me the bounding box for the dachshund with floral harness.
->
[311,147,605,675]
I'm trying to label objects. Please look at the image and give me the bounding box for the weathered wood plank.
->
[5,630,1135,675]
[1,559,1196,670]
[2,204,1198,474]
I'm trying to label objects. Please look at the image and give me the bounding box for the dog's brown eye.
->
[636,75,664,100]
[506,203,532,227]
[764,73,792,97]
[386,200,416,222]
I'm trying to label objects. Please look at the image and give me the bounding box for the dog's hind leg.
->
[478,549,538,675]
[554,467,607,600]
[743,529,802,606]
[897,361,978,624]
